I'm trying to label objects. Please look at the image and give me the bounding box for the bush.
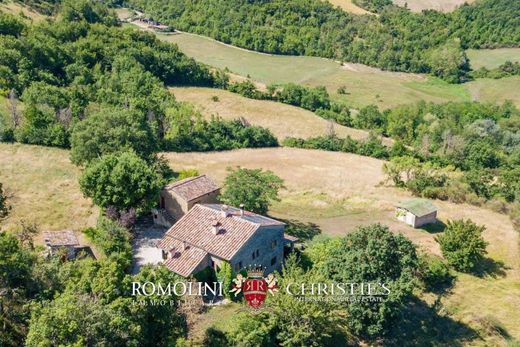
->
[418,254,454,293]
[435,219,488,272]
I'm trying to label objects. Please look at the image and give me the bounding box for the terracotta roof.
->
[43,230,80,247]
[162,239,208,277]
[398,199,437,217]
[164,175,219,202]
[159,204,285,261]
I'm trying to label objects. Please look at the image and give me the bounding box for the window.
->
[271,256,277,266]
[252,249,260,260]
[271,240,278,249]
[160,196,165,208]
[252,251,255,260]
[256,249,260,257]
[235,261,243,272]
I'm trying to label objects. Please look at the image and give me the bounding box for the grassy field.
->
[0,1,46,22]
[0,143,98,235]
[467,48,520,69]
[326,0,372,14]
[392,0,476,12]
[170,87,391,143]
[136,28,520,109]
[163,147,520,344]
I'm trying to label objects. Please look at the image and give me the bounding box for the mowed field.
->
[163,147,520,344]
[142,29,520,109]
[392,0,476,12]
[146,29,471,109]
[170,87,390,143]
[467,48,520,69]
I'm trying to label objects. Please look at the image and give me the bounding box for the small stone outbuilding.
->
[43,230,81,259]
[396,199,438,228]
[153,175,220,227]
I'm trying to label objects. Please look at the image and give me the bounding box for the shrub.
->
[436,219,488,272]
[418,254,454,292]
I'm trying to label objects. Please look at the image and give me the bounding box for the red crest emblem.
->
[230,267,279,309]
[243,277,268,309]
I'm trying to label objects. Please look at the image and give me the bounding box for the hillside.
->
[163,147,520,344]
[142,28,520,109]
[147,30,470,109]
[1,142,519,343]
[170,87,388,143]
[0,143,98,233]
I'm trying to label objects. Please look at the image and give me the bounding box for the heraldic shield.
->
[230,266,279,309]
[243,277,268,309]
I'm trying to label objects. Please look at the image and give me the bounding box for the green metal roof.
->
[398,199,437,217]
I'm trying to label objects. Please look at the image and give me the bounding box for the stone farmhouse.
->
[396,199,438,228]
[158,204,288,277]
[153,175,220,227]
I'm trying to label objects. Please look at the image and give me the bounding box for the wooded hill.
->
[124,0,520,83]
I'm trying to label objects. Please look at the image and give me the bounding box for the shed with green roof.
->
[396,199,438,228]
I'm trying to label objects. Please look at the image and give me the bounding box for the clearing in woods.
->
[170,87,389,143]
[467,48,520,69]
[163,147,520,344]
[326,0,372,14]
[392,0,476,12]
[141,28,520,109]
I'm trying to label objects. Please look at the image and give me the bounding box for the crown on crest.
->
[246,264,265,278]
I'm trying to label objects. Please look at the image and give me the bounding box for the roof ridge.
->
[170,174,206,187]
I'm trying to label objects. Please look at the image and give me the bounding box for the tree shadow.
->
[472,257,508,279]
[275,218,322,241]
[419,220,447,234]
[386,296,480,346]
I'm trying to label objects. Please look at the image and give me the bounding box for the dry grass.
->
[0,143,98,234]
[467,76,520,108]
[467,48,520,70]
[392,0,476,12]
[163,147,520,342]
[0,1,46,22]
[170,87,386,142]
[326,0,373,14]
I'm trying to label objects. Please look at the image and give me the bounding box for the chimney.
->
[220,205,229,218]
[182,241,187,251]
[211,219,220,235]
[239,204,245,216]
[168,247,176,259]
